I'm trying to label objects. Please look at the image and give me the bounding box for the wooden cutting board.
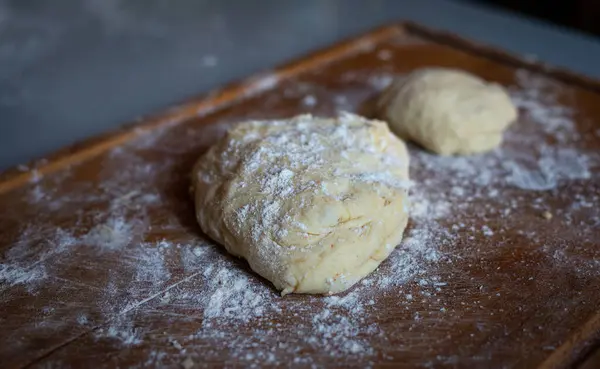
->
[1,23,599,369]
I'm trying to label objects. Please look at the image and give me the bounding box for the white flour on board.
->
[1,66,599,368]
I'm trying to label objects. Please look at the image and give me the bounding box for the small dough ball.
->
[192,113,410,295]
[378,68,517,155]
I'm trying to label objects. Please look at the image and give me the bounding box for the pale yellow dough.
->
[192,113,410,295]
[378,68,518,155]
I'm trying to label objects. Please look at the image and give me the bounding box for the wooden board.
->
[1,23,599,369]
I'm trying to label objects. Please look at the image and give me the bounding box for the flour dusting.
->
[1,60,599,368]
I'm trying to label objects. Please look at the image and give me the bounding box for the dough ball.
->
[192,113,410,295]
[378,68,518,155]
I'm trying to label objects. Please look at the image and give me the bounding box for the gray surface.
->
[1,0,599,170]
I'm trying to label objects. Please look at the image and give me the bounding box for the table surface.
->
[1,0,600,170]
[2,23,600,368]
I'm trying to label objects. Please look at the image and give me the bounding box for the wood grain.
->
[579,346,600,369]
[0,23,599,369]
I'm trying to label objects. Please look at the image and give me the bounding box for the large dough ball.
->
[192,113,410,295]
[378,68,518,155]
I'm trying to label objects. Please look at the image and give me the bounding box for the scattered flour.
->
[301,94,317,107]
[245,73,280,96]
[368,74,394,90]
[1,60,599,368]
[83,217,136,251]
[95,315,143,347]
[0,263,47,290]
[202,268,271,323]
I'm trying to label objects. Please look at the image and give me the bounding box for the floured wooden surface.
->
[1,26,599,368]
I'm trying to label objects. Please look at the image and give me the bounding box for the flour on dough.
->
[192,113,410,295]
[378,67,518,155]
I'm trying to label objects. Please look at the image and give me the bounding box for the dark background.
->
[470,0,600,36]
[1,0,600,170]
